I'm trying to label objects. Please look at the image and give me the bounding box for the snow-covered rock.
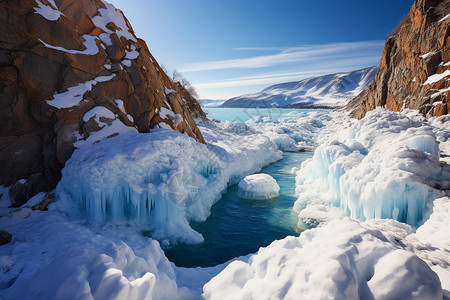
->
[221,66,378,108]
[237,174,280,200]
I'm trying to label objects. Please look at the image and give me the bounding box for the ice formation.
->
[57,123,281,245]
[295,108,450,226]
[2,105,450,299]
[241,110,333,151]
[237,174,280,200]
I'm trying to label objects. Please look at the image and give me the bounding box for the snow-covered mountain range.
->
[199,99,226,108]
[221,66,378,108]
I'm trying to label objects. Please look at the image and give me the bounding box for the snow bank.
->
[237,174,280,200]
[295,108,450,226]
[57,123,281,245]
[0,193,187,300]
[204,217,442,300]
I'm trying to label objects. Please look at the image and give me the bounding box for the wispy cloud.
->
[180,41,384,72]
[194,56,380,89]
[232,47,286,51]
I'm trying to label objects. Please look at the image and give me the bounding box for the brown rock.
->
[0,0,207,204]
[347,0,450,118]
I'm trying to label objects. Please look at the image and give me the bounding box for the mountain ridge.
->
[221,66,378,108]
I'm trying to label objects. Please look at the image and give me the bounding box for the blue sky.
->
[108,0,413,100]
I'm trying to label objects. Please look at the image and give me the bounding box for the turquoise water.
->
[164,152,312,267]
[205,107,325,123]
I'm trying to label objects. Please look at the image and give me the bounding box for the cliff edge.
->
[347,0,450,119]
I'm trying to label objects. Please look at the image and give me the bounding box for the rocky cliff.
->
[347,0,450,118]
[0,0,206,205]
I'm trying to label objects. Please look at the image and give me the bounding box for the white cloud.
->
[180,41,384,72]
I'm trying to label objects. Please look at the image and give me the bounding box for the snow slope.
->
[221,66,378,108]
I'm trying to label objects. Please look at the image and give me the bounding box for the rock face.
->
[347,0,450,119]
[0,0,206,205]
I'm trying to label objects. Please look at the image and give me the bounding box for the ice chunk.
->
[237,174,279,200]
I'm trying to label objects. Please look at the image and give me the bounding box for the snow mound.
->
[237,174,280,200]
[295,108,450,226]
[203,218,442,300]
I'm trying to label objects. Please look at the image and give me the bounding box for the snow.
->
[200,99,226,108]
[204,217,442,300]
[39,34,99,55]
[295,108,450,227]
[420,51,436,59]
[46,74,115,108]
[92,1,137,43]
[159,107,176,119]
[237,174,280,200]
[431,86,450,98]
[56,118,281,246]
[82,106,116,123]
[423,70,450,85]
[125,50,139,60]
[33,0,63,21]
[221,66,378,108]
[122,59,132,67]
[244,110,334,151]
[114,99,126,113]
[3,102,450,299]
[0,193,185,300]
[440,13,450,22]
[165,87,175,94]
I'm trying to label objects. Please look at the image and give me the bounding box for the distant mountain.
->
[221,66,378,108]
[199,99,226,108]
